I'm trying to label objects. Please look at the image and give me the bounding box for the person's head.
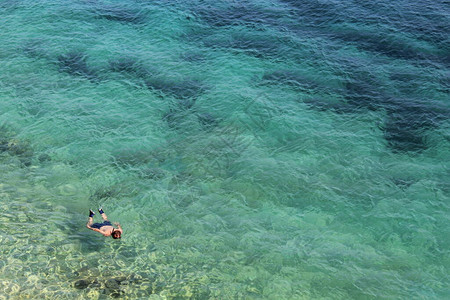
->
[112,230,121,239]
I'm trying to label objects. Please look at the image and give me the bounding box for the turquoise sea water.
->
[0,0,449,299]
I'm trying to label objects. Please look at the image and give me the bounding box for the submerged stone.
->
[105,278,120,289]
[0,138,8,152]
[74,279,90,289]
[38,153,51,162]
[114,276,127,283]
[7,139,30,156]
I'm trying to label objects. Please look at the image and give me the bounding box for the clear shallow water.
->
[0,0,449,299]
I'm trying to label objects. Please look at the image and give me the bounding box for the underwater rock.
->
[105,278,120,290]
[114,276,127,283]
[74,279,90,289]
[90,279,101,288]
[7,139,31,156]
[38,153,51,163]
[103,277,125,298]
[0,139,8,152]
[58,51,97,80]
[2,139,34,166]
[128,273,144,285]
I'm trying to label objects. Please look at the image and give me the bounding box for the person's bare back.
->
[86,207,122,239]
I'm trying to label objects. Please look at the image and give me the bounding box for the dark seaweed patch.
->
[299,68,450,154]
[0,125,34,166]
[108,56,154,77]
[57,52,97,81]
[22,40,49,59]
[38,153,51,163]
[8,140,33,166]
[162,109,187,129]
[196,112,219,129]
[382,99,445,153]
[391,177,417,190]
[344,79,384,111]
[332,29,423,61]
[109,56,140,73]
[383,117,427,152]
[0,124,15,153]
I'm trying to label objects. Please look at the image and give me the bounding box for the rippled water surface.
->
[0,0,449,299]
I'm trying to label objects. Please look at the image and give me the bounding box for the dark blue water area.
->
[168,0,450,153]
[3,0,449,153]
[3,0,445,157]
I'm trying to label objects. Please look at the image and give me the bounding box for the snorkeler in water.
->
[86,207,122,239]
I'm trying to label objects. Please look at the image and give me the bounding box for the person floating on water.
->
[86,207,122,239]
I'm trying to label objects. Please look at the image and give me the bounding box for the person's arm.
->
[114,222,123,233]
[86,223,104,233]
[87,226,110,236]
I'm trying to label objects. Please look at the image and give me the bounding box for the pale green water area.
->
[1,0,449,299]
